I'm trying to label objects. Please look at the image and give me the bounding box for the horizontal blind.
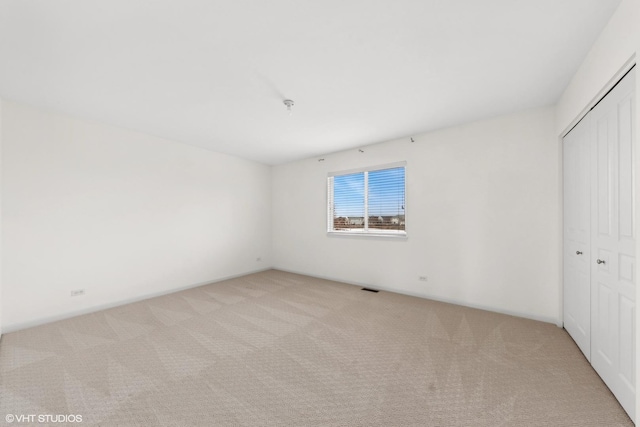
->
[328,164,405,234]
[367,166,405,232]
[331,172,365,230]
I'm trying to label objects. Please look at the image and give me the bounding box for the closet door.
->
[590,68,635,421]
[563,115,592,360]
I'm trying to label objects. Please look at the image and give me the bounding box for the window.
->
[327,162,406,236]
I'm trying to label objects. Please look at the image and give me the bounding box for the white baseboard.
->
[274,267,561,326]
[2,267,272,334]
[3,266,561,334]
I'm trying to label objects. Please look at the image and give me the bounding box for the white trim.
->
[560,55,636,139]
[327,231,407,239]
[557,131,564,328]
[327,160,407,177]
[1,267,272,333]
[273,268,560,326]
[327,176,334,231]
[363,170,369,231]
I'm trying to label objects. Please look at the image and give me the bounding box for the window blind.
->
[327,163,406,235]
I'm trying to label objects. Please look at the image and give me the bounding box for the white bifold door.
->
[563,67,636,422]
[563,112,592,359]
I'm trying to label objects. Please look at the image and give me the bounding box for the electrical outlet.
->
[256,257,262,262]
[70,289,85,297]
[418,276,428,282]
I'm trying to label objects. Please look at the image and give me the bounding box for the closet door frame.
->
[560,61,637,423]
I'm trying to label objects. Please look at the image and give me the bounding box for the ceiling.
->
[0,0,622,165]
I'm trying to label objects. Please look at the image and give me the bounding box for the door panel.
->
[596,118,612,236]
[563,112,591,359]
[590,68,635,422]
[619,295,634,388]
[619,97,634,239]
[595,281,614,364]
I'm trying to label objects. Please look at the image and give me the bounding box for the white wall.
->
[556,0,639,136]
[0,98,3,338]
[1,101,271,331]
[272,106,559,323]
[555,0,639,418]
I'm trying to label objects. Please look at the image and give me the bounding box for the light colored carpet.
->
[0,269,633,426]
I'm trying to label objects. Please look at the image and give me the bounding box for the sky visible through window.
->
[333,167,405,217]
[333,173,364,217]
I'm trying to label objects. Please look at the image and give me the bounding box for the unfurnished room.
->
[0,1,639,426]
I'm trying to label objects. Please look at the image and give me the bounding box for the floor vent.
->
[361,288,379,293]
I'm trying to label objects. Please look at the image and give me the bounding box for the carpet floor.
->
[0,270,633,426]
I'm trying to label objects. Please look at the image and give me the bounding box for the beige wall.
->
[1,101,272,331]
[272,106,560,324]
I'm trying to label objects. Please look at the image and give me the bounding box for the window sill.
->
[327,231,407,240]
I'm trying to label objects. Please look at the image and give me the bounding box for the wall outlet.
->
[70,289,85,297]
[418,276,428,282]
[256,257,262,262]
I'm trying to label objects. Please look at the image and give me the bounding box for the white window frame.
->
[327,161,407,238]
